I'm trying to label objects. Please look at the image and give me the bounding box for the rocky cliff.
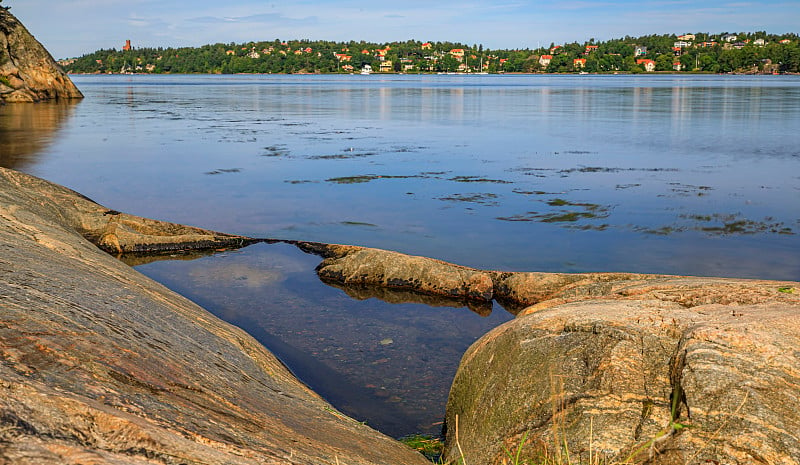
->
[0,167,429,465]
[0,8,83,103]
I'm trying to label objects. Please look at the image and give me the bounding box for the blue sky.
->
[8,0,800,59]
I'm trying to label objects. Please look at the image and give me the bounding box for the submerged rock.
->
[0,167,429,465]
[0,8,83,103]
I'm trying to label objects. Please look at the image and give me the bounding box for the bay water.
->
[2,73,799,437]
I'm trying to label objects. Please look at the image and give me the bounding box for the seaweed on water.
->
[449,176,513,184]
[204,168,242,175]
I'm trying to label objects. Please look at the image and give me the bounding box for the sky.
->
[7,0,800,59]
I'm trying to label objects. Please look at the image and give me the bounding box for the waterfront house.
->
[636,58,656,72]
[539,55,552,67]
[421,42,432,50]
[674,41,691,48]
[380,60,393,72]
[754,39,766,46]
[722,33,738,42]
[573,58,586,69]
[585,45,598,55]
[635,46,647,56]
[678,34,696,41]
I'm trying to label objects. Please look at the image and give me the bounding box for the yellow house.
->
[449,49,465,61]
[380,60,393,72]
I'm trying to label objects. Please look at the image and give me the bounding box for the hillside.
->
[61,32,800,75]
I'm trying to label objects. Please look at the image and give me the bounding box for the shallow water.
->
[130,242,513,437]
[2,73,799,437]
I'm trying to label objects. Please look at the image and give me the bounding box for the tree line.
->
[61,32,800,75]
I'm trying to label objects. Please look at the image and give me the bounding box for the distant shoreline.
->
[67,71,797,77]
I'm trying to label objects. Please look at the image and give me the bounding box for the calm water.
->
[2,74,799,436]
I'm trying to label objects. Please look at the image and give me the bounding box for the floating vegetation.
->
[636,226,685,235]
[683,213,794,235]
[284,180,318,184]
[559,166,680,174]
[308,151,378,160]
[341,221,379,228]
[497,198,610,227]
[512,189,561,196]
[438,193,500,206]
[326,175,376,184]
[325,174,421,184]
[636,214,795,236]
[505,167,553,178]
[261,145,290,157]
[616,183,642,190]
[666,183,714,197]
[545,198,606,211]
[204,168,241,175]
[449,175,513,184]
[390,145,428,153]
[420,171,450,176]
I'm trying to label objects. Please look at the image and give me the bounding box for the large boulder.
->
[0,167,429,465]
[444,276,800,464]
[0,8,83,103]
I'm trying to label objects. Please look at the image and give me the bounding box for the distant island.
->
[60,32,799,75]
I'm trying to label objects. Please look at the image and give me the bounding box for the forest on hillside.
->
[61,32,800,75]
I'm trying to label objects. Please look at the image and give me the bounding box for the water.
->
[2,74,799,437]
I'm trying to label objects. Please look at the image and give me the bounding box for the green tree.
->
[655,53,673,71]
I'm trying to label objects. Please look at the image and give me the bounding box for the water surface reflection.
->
[133,242,514,438]
[0,101,78,170]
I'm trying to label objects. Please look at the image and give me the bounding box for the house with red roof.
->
[449,49,465,61]
[636,58,656,72]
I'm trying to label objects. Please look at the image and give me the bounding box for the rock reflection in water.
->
[0,101,78,170]
[321,279,495,317]
[131,241,514,438]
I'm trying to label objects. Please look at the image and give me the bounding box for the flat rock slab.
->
[0,167,429,465]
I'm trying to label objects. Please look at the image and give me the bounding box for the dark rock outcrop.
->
[0,167,429,465]
[0,8,83,103]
